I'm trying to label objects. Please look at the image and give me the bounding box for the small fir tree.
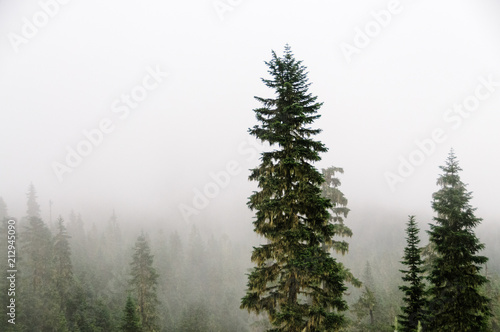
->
[121,295,142,332]
[398,216,426,332]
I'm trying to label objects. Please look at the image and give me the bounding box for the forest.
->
[1,46,500,332]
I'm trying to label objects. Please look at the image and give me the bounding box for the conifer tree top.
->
[426,149,491,331]
[250,45,326,162]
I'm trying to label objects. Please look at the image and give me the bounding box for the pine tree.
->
[241,45,348,331]
[320,167,359,288]
[352,262,378,331]
[352,285,377,328]
[398,216,426,332]
[121,294,142,332]
[53,216,74,312]
[26,182,41,218]
[130,232,159,331]
[426,150,491,331]
[21,216,60,329]
[320,167,352,255]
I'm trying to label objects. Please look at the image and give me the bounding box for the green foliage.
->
[130,232,159,332]
[352,286,377,327]
[320,167,354,260]
[398,216,426,332]
[121,295,142,332]
[426,150,492,331]
[20,216,61,330]
[241,45,348,331]
[54,217,74,310]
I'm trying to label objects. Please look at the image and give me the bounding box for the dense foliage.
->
[0,49,498,332]
[241,45,349,331]
[426,151,491,331]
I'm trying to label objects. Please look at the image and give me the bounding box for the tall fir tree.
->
[352,262,378,331]
[241,45,348,331]
[26,182,41,219]
[426,150,491,331]
[398,216,426,332]
[53,216,74,313]
[130,232,159,332]
[21,216,60,330]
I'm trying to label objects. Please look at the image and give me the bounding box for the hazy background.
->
[1,0,500,243]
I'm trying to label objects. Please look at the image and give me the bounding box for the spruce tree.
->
[398,216,426,332]
[130,232,159,331]
[352,262,378,331]
[426,150,491,331]
[122,295,142,332]
[320,167,352,255]
[26,182,41,218]
[21,216,60,330]
[241,45,348,331]
[53,216,74,312]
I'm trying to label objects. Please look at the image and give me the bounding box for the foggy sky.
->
[1,0,500,236]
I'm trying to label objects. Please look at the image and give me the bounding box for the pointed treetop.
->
[26,182,41,218]
[439,148,462,175]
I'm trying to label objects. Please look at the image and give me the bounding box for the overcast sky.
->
[1,0,500,235]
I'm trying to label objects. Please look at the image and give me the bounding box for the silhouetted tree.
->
[241,45,348,331]
[398,216,426,332]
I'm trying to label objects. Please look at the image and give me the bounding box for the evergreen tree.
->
[26,182,41,218]
[398,216,426,332]
[352,285,377,328]
[241,45,348,331]
[121,294,142,332]
[130,232,159,331]
[352,262,380,331]
[320,167,360,289]
[53,216,74,312]
[426,150,491,331]
[320,167,351,255]
[21,216,60,329]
